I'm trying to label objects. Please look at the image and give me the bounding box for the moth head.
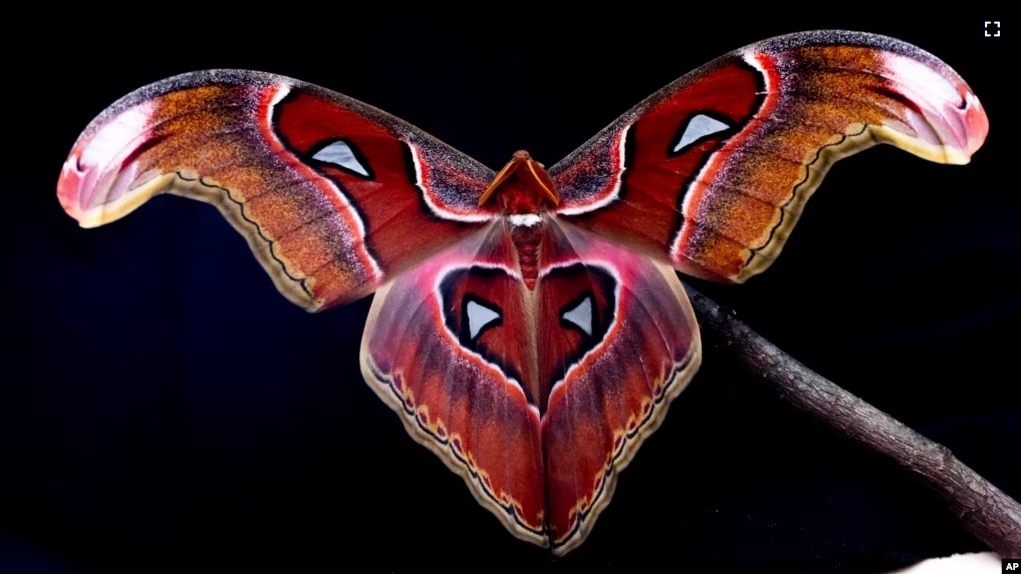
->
[478,150,559,211]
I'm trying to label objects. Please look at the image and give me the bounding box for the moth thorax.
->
[479,149,559,213]
[509,222,543,290]
[498,179,547,215]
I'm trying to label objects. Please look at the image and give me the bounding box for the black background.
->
[5,13,1017,573]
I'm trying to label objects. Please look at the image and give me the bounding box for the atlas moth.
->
[57,30,987,556]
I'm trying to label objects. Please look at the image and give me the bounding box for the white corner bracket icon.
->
[984,21,1001,37]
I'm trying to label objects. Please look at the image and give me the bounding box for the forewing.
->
[551,30,988,283]
[57,69,498,310]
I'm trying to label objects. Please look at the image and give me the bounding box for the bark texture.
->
[684,283,1021,556]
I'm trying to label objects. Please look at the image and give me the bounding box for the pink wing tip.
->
[57,149,87,223]
[55,101,157,227]
[918,81,990,163]
[962,90,989,158]
[880,52,989,163]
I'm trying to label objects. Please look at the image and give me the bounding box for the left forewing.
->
[58,69,497,311]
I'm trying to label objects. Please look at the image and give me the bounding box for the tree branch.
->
[683,283,1021,556]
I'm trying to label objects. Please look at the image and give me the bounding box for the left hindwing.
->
[360,217,701,555]
[360,223,548,547]
[550,31,987,283]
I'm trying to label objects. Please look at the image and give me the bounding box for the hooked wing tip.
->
[55,100,169,229]
[962,91,989,161]
[57,147,153,229]
[57,152,86,224]
[880,52,989,164]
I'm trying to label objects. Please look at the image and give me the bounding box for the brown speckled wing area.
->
[361,217,700,555]
[540,219,701,555]
[550,30,988,283]
[57,70,496,311]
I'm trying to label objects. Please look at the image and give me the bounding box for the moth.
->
[57,31,987,555]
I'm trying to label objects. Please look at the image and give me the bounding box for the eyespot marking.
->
[466,299,502,340]
[310,139,373,179]
[560,295,593,336]
[671,113,732,155]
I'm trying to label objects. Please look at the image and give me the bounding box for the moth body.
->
[55,30,988,557]
[481,150,560,290]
